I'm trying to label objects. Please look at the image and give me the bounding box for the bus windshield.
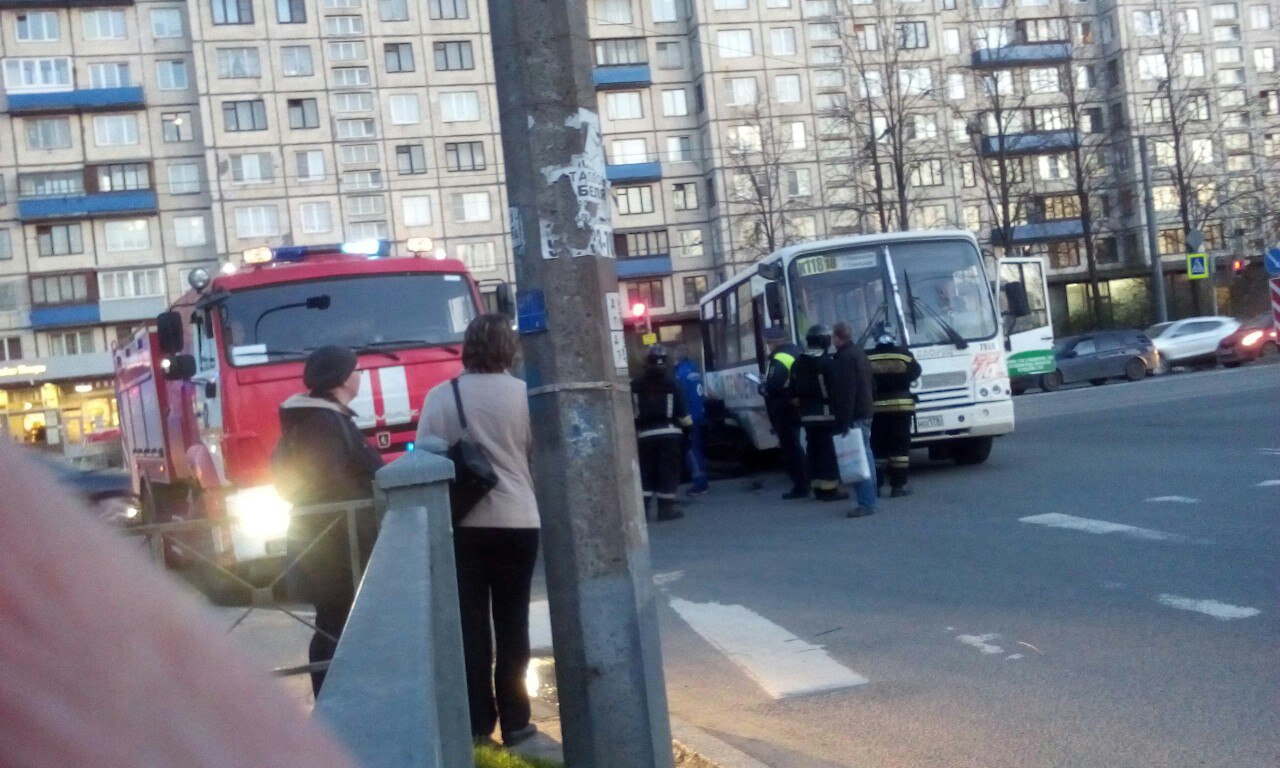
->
[220,273,477,365]
[891,239,999,346]
[787,247,903,348]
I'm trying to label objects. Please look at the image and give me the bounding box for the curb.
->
[672,718,772,768]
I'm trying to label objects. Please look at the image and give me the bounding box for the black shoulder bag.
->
[447,377,499,526]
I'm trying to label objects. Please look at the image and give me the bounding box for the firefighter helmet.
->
[646,344,670,368]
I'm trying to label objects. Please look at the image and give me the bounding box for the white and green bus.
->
[699,231,1038,466]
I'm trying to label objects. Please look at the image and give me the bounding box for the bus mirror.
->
[494,282,516,318]
[757,261,783,282]
[1003,281,1031,318]
[156,311,185,354]
[764,281,784,325]
[163,354,196,381]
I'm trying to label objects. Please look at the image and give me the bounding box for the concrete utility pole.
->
[487,3,675,767]
[1138,136,1169,323]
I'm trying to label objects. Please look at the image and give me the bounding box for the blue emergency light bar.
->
[265,239,392,262]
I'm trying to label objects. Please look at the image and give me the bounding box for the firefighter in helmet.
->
[868,327,922,497]
[631,344,692,521]
[790,324,854,502]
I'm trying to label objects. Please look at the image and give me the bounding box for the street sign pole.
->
[1138,136,1168,323]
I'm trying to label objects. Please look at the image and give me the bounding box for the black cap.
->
[303,345,358,394]
[805,324,832,350]
[646,344,670,367]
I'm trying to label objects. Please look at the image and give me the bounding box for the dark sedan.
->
[1039,330,1160,391]
[27,452,141,526]
[1217,313,1279,367]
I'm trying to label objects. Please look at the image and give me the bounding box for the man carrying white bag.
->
[833,322,878,518]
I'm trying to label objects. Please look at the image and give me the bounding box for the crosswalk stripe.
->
[668,598,869,699]
[1019,513,1183,542]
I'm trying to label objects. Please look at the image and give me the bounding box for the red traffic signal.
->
[1231,258,1245,274]
[631,302,647,318]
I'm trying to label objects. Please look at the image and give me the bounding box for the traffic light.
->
[1231,257,1246,275]
[631,301,651,333]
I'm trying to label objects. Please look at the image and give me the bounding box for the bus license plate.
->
[265,538,288,556]
[915,415,944,432]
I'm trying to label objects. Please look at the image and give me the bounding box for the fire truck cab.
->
[114,240,501,570]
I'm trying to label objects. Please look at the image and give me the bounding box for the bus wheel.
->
[950,436,993,466]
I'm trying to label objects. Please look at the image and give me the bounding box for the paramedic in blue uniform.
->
[674,346,710,496]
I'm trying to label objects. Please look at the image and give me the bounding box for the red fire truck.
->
[114,240,503,572]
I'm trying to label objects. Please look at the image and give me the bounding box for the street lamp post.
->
[1138,135,1170,323]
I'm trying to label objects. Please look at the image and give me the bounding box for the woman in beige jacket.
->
[416,314,540,747]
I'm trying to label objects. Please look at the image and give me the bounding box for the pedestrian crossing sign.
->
[642,332,658,346]
[1186,253,1209,280]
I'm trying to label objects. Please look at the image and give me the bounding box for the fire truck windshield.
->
[221,273,477,365]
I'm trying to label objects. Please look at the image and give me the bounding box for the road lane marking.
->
[1020,513,1182,541]
[668,599,869,698]
[654,570,685,586]
[1257,480,1280,487]
[529,599,553,652]
[956,633,1004,654]
[1145,496,1199,503]
[1157,594,1261,620]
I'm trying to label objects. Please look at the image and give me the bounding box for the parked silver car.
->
[1146,316,1241,369]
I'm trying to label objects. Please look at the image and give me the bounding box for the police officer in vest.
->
[868,328,922,497]
[632,345,693,521]
[791,324,854,502]
[760,327,808,499]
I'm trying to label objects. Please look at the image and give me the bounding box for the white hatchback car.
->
[1146,316,1241,368]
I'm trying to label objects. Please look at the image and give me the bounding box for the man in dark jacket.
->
[760,327,807,499]
[631,345,692,521]
[790,325,852,502]
[868,329,922,497]
[833,322,877,517]
[271,345,383,695]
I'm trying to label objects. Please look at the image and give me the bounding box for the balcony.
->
[616,255,673,279]
[606,162,663,183]
[18,190,158,221]
[6,86,145,115]
[592,65,653,90]
[0,0,132,6]
[991,219,1085,246]
[971,43,1072,69]
[29,303,101,330]
[981,130,1080,156]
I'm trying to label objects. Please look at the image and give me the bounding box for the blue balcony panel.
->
[971,43,1072,69]
[982,130,1079,156]
[606,162,663,183]
[616,255,673,279]
[18,190,158,221]
[30,304,101,330]
[6,86,145,115]
[593,65,653,89]
[992,219,1085,246]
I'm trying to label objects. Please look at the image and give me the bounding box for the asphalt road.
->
[630,363,1279,768]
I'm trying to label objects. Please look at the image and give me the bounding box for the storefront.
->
[0,354,120,461]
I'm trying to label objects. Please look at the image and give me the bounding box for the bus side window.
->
[701,302,720,371]
[751,295,768,372]
[722,292,740,365]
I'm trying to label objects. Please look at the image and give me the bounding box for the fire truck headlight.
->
[225,486,293,541]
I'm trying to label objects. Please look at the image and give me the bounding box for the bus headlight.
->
[225,486,293,541]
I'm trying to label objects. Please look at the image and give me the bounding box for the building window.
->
[105,220,151,252]
[771,74,801,104]
[396,145,428,175]
[347,195,385,217]
[616,229,669,259]
[1048,242,1080,269]
[218,48,261,79]
[434,41,475,70]
[328,41,367,61]
[1028,67,1060,93]
[673,183,699,210]
[230,153,274,183]
[653,0,680,23]
[333,92,373,112]
[277,0,306,23]
[173,216,207,247]
[332,67,372,86]
[4,57,73,93]
[211,0,254,25]
[610,138,648,164]
[1042,194,1080,220]
[628,279,665,310]
[682,276,708,306]
[345,169,390,191]
[37,224,84,257]
[614,186,655,215]
[655,41,683,69]
[661,89,689,117]
[223,100,268,132]
[282,46,314,76]
[93,115,139,147]
[445,142,486,172]
[909,160,945,187]
[296,150,326,181]
[895,21,929,49]
[299,202,333,234]
[150,9,184,38]
[161,112,193,143]
[325,15,365,35]
[723,77,758,106]
[336,118,376,139]
[16,12,59,42]
[382,95,417,125]
[88,57,128,84]
[100,268,164,299]
[430,0,469,19]
[0,335,20,361]
[595,38,647,66]
[156,60,188,90]
[26,118,72,150]
[339,144,378,165]
[943,28,961,55]
[770,27,797,56]
[93,163,151,192]
[439,91,481,122]
[605,91,644,120]
[1255,47,1275,73]
[168,163,201,195]
[288,98,319,129]
[666,135,694,162]
[452,192,492,223]
[678,228,704,258]
[380,0,410,21]
[83,10,126,40]
[234,206,280,238]
[48,329,96,356]
[20,171,82,198]
[31,273,91,306]
[385,43,415,73]
[401,196,432,226]
[595,0,632,25]
[717,30,754,58]
[457,242,496,272]
[0,231,11,262]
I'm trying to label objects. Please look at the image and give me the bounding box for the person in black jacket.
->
[271,345,383,695]
[790,325,853,502]
[868,329,922,497]
[760,327,808,499]
[631,345,692,521]
[833,322,877,518]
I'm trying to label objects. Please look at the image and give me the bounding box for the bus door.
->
[999,257,1054,380]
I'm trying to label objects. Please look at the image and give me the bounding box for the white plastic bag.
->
[834,427,871,484]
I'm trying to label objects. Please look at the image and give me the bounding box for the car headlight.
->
[224,485,292,541]
[1241,330,1263,347]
